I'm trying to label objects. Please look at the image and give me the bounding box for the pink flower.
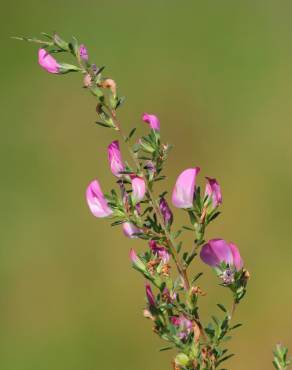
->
[86,180,113,218]
[38,48,60,74]
[205,177,222,208]
[79,44,88,61]
[108,140,125,177]
[149,240,170,263]
[200,239,243,271]
[171,315,193,340]
[131,176,146,204]
[145,283,156,307]
[172,167,200,208]
[122,222,141,238]
[142,113,160,131]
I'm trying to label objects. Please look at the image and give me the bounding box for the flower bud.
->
[38,48,60,74]
[159,197,173,227]
[86,180,113,218]
[205,177,222,208]
[172,167,200,209]
[107,140,125,177]
[145,161,156,179]
[145,283,156,307]
[142,113,160,131]
[79,44,89,61]
[129,248,147,272]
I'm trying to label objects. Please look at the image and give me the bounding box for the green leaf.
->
[217,303,227,313]
[159,346,173,352]
[216,353,234,366]
[115,96,126,109]
[125,128,136,142]
[41,32,53,39]
[188,211,196,225]
[58,63,81,74]
[69,36,79,56]
[229,323,242,331]
[191,272,203,283]
[182,225,194,231]
[95,121,112,128]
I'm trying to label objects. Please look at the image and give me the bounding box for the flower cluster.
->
[17,32,290,370]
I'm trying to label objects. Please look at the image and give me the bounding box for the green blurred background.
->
[1,1,292,369]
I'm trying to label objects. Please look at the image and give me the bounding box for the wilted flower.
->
[205,177,222,208]
[159,197,173,227]
[38,48,60,74]
[83,73,92,87]
[122,222,141,238]
[200,239,243,271]
[143,309,154,320]
[145,283,156,307]
[142,113,160,131]
[108,140,125,177]
[101,79,117,97]
[149,240,170,263]
[86,180,113,218]
[162,287,177,303]
[171,315,193,340]
[79,44,89,61]
[172,167,200,209]
[131,176,146,204]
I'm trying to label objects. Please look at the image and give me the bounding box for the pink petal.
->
[229,242,243,270]
[122,222,141,238]
[38,48,59,74]
[86,180,113,218]
[172,167,200,208]
[131,176,146,204]
[200,239,233,267]
[107,140,125,177]
[142,113,160,131]
[205,177,222,207]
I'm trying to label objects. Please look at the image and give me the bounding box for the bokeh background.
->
[1,1,292,369]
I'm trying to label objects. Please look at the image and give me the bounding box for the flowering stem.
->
[111,112,191,291]
[111,110,207,342]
